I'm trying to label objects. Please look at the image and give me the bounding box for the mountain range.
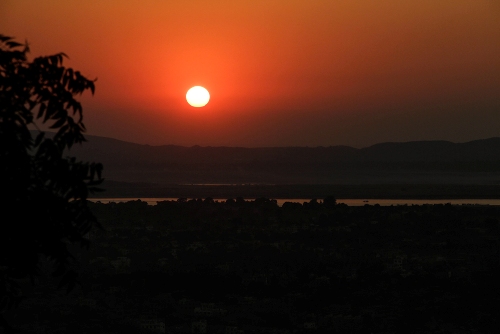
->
[60,134,500,188]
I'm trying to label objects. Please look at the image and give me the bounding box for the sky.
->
[2,0,500,148]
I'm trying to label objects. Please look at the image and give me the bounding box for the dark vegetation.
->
[0,35,102,332]
[8,198,500,333]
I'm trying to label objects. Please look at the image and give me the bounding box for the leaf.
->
[5,41,22,48]
[59,124,70,134]
[72,101,82,115]
[43,102,53,122]
[37,103,46,119]
[49,117,66,129]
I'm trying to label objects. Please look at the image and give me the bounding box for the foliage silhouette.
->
[0,34,103,330]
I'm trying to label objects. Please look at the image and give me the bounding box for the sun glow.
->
[186,86,210,107]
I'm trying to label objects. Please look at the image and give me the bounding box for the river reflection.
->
[88,198,500,206]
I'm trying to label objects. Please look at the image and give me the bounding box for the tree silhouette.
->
[0,34,103,331]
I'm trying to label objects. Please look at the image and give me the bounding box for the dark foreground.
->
[8,199,500,333]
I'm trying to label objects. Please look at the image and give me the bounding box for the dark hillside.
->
[52,132,500,186]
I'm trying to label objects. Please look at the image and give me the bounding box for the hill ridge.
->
[33,131,500,185]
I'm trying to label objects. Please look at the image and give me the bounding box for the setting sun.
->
[186,86,210,107]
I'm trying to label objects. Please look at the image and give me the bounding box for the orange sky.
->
[2,0,500,147]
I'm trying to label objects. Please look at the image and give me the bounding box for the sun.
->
[186,86,210,107]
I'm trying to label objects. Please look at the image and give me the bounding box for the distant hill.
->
[53,132,500,186]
